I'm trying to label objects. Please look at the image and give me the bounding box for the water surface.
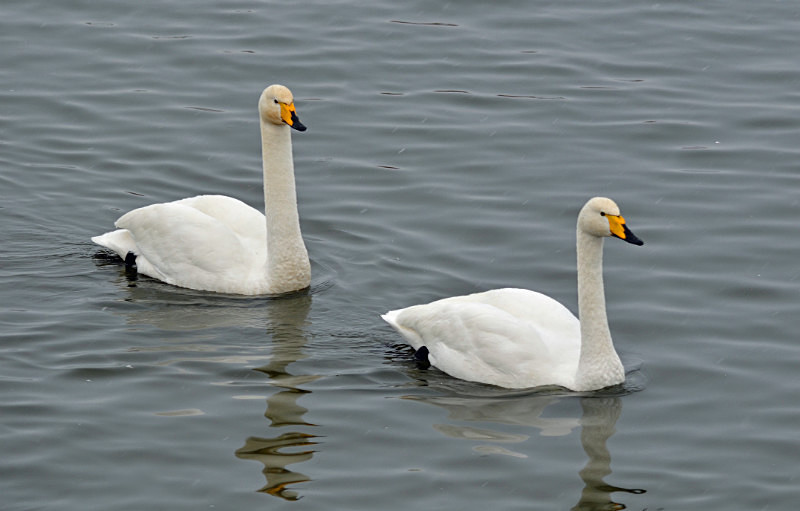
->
[2,0,800,509]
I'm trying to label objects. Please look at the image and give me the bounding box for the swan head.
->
[579,197,644,246]
[259,84,307,132]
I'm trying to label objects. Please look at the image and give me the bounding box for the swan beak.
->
[280,102,307,132]
[607,215,644,246]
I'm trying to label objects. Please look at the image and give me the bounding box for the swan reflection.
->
[403,392,579,437]
[408,389,645,510]
[95,254,322,500]
[571,397,646,510]
[235,432,318,501]
[94,252,284,330]
[236,293,321,500]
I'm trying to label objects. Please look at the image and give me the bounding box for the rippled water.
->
[3,0,800,509]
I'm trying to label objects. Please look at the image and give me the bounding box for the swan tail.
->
[381,309,425,350]
[380,309,401,326]
[91,229,138,260]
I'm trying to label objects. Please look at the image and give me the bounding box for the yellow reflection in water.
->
[236,293,320,500]
[235,432,319,501]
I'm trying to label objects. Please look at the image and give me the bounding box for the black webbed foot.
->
[124,251,137,268]
[124,252,138,281]
[414,346,431,369]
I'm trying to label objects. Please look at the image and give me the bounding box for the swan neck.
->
[575,230,623,390]
[260,121,310,293]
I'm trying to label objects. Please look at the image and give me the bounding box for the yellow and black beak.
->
[280,102,307,132]
[606,215,644,246]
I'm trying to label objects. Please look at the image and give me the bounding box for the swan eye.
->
[600,211,606,216]
[273,99,279,104]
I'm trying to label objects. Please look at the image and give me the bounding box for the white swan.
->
[92,84,310,295]
[382,197,644,391]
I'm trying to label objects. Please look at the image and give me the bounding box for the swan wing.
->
[172,195,266,245]
[383,288,581,389]
[113,201,262,292]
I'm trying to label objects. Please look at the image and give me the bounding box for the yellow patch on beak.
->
[606,214,628,239]
[280,102,298,126]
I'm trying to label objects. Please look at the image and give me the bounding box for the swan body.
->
[382,197,644,391]
[92,84,310,295]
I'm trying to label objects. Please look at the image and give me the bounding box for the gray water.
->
[2,0,799,509]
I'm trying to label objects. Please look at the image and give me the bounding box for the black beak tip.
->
[625,230,644,246]
[619,224,644,246]
[289,110,307,132]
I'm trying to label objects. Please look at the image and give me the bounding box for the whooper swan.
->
[92,84,310,295]
[382,197,644,391]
